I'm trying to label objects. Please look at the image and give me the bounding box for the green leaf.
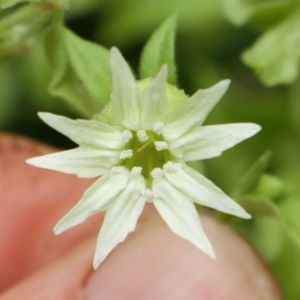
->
[252,174,285,201]
[232,150,271,197]
[222,0,298,28]
[64,29,111,109]
[139,13,177,85]
[237,195,280,217]
[242,6,300,86]
[279,192,300,247]
[46,26,111,118]
[0,0,38,9]
[238,192,300,249]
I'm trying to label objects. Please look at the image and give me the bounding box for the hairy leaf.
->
[46,26,111,118]
[140,14,177,85]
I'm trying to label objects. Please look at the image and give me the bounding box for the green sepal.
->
[46,25,111,118]
[139,13,177,85]
[232,150,271,197]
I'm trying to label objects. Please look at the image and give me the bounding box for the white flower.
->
[27,47,261,269]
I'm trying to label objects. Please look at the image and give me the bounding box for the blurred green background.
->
[1,0,300,298]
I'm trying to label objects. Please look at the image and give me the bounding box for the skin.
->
[0,134,282,300]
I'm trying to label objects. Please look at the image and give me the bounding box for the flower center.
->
[120,129,172,182]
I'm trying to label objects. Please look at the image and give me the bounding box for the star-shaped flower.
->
[27,47,261,269]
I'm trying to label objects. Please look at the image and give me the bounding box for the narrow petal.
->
[93,173,146,268]
[141,65,168,130]
[110,47,141,130]
[54,167,130,234]
[163,162,250,219]
[163,80,230,141]
[152,177,215,258]
[168,123,261,161]
[26,147,120,178]
[38,112,126,149]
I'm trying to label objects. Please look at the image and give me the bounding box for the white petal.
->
[93,175,146,268]
[169,123,261,161]
[38,112,126,149]
[26,147,120,178]
[54,167,130,234]
[141,65,168,130]
[152,178,215,258]
[110,47,141,130]
[163,162,250,219]
[163,80,230,141]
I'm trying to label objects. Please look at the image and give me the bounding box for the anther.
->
[153,122,165,134]
[122,130,133,143]
[163,161,178,174]
[154,141,168,151]
[151,168,164,179]
[137,130,149,142]
[130,166,142,178]
[120,149,133,159]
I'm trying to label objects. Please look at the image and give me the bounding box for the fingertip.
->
[84,213,282,300]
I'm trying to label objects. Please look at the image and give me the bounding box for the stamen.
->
[151,168,164,179]
[130,166,142,178]
[155,141,168,151]
[120,149,133,159]
[153,122,165,134]
[122,130,133,143]
[163,161,178,174]
[137,130,149,142]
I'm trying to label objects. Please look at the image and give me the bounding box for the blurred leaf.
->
[271,229,300,300]
[186,160,204,174]
[0,13,51,61]
[232,150,271,197]
[0,62,20,127]
[0,2,42,34]
[0,0,38,9]
[242,6,300,86]
[252,174,285,201]
[237,195,280,217]
[279,192,300,247]
[238,191,300,250]
[140,13,177,84]
[66,0,104,19]
[0,1,60,61]
[97,0,223,50]
[222,0,298,28]
[46,26,111,118]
